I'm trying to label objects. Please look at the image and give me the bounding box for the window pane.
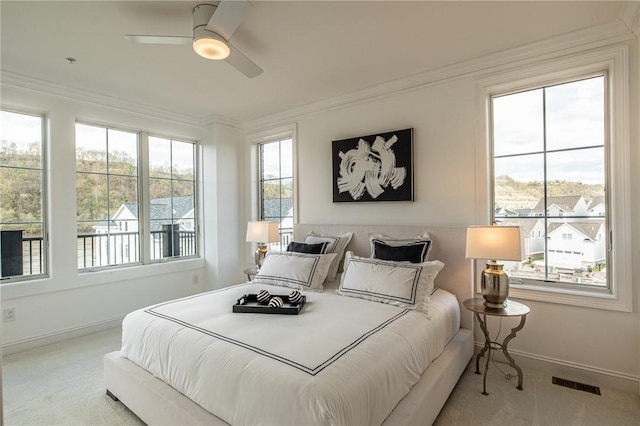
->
[172,141,194,180]
[76,173,108,221]
[0,110,42,168]
[76,123,140,269]
[546,147,605,190]
[108,129,137,176]
[76,123,107,173]
[259,137,294,251]
[148,136,197,261]
[493,89,543,157]
[1,110,46,280]
[149,136,171,179]
[546,77,605,151]
[108,175,138,217]
[494,154,544,216]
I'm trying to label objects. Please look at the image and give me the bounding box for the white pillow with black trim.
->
[254,251,337,291]
[304,231,353,281]
[339,251,444,317]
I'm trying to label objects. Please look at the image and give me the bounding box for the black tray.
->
[233,293,306,315]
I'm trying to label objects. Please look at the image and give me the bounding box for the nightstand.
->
[463,297,530,396]
[243,266,258,281]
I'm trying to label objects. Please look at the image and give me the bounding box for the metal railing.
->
[2,230,197,277]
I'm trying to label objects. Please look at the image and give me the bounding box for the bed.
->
[104,224,474,425]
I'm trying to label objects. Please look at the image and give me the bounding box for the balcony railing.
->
[1,230,197,277]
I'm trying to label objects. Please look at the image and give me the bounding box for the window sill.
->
[507,283,631,312]
[1,257,205,300]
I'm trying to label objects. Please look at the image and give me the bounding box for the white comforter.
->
[121,283,459,426]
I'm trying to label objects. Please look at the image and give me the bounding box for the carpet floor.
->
[3,327,639,425]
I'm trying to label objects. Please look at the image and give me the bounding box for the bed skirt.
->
[104,328,473,426]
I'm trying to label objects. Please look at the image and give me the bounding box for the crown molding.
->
[0,70,235,129]
[620,1,640,36]
[245,19,634,132]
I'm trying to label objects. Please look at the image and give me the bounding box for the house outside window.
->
[0,109,47,281]
[258,137,293,251]
[76,123,140,269]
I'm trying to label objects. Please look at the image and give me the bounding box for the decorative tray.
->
[233,293,306,315]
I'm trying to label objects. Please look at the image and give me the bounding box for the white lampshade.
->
[246,221,280,243]
[465,225,523,261]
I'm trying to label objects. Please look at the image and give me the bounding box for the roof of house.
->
[263,198,293,222]
[547,221,604,241]
[499,218,540,236]
[532,195,584,213]
[96,196,194,231]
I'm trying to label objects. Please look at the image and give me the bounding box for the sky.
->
[492,75,605,186]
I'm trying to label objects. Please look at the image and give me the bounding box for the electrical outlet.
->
[3,308,15,322]
[192,274,199,285]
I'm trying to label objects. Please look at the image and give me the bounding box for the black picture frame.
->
[332,128,413,202]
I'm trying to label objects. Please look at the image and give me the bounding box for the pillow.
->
[304,231,353,281]
[286,241,328,254]
[369,232,432,261]
[339,251,444,317]
[254,251,337,291]
[371,239,429,263]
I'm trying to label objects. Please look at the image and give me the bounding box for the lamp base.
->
[255,244,268,270]
[481,261,509,308]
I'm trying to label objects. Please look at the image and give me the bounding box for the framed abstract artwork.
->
[332,128,413,202]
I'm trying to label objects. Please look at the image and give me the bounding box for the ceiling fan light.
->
[193,36,230,60]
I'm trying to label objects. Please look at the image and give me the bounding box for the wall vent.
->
[552,376,601,395]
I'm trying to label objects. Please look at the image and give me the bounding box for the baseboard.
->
[2,316,124,355]
[473,342,639,395]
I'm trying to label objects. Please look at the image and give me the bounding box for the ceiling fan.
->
[125,1,262,78]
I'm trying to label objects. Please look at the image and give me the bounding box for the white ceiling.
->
[0,1,626,124]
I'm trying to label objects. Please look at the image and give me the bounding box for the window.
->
[76,125,199,271]
[148,136,197,260]
[480,45,632,311]
[492,76,607,288]
[258,137,293,251]
[76,123,140,269]
[0,109,47,281]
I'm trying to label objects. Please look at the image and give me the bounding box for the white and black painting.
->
[332,128,413,202]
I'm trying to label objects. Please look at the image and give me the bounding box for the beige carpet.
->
[3,327,639,425]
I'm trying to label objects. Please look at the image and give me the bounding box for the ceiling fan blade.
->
[125,35,192,45]
[206,0,251,41]
[225,44,262,78]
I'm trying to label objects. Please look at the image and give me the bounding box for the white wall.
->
[0,85,211,353]
[246,38,640,392]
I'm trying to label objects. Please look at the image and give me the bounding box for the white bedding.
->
[121,283,460,426]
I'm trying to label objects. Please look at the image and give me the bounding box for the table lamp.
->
[246,221,280,270]
[465,224,523,308]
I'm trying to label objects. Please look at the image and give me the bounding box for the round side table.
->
[463,297,530,396]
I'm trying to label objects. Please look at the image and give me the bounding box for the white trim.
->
[1,257,204,300]
[475,44,632,312]
[244,20,634,131]
[1,317,123,355]
[480,343,640,394]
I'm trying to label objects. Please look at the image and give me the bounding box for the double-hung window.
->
[148,136,197,261]
[482,45,631,311]
[0,109,47,281]
[76,123,140,269]
[258,136,293,251]
[75,123,198,271]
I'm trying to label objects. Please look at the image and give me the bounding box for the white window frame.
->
[0,108,49,282]
[76,124,200,272]
[246,124,297,253]
[475,44,632,312]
